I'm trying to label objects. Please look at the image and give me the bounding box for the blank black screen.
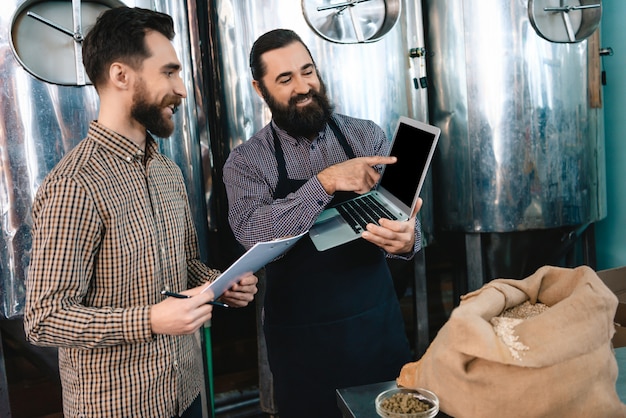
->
[379,122,437,208]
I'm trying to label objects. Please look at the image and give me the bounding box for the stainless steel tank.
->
[0,0,211,319]
[422,0,606,233]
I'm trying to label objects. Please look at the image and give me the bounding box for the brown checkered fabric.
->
[25,121,219,417]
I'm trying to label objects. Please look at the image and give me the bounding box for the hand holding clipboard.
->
[201,231,308,298]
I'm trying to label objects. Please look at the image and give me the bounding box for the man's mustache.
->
[164,96,182,114]
[289,91,315,107]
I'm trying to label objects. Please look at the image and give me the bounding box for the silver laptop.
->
[309,116,440,251]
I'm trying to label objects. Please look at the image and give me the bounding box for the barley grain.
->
[490,301,549,361]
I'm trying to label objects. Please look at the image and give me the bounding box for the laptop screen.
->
[379,122,437,208]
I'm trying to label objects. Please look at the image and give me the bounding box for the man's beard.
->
[260,78,334,138]
[131,79,181,138]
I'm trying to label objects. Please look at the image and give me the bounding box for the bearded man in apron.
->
[223,29,423,418]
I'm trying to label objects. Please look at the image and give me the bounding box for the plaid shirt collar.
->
[88,120,158,163]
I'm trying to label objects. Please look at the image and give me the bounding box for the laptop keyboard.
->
[335,194,399,233]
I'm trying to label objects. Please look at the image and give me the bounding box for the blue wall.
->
[595,0,626,269]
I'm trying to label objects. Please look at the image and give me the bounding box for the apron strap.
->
[327,117,356,160]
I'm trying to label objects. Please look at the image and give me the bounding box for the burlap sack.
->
[398,265,626,418]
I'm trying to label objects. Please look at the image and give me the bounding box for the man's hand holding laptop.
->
[362,197,422,254]
[315,154,420,254]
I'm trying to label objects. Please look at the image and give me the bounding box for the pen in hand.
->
[161,290,229,308]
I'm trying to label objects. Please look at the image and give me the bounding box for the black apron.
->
[264,120,411,418]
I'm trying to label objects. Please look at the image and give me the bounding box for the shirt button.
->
[126,156,132,162]
[310,144,315,150]
[317,200,324,206]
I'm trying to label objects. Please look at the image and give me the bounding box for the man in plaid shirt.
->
[24,7,257,417]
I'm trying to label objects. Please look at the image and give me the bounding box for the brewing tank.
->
[422,0,606,233]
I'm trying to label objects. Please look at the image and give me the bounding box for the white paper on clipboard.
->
[201,231,308,297]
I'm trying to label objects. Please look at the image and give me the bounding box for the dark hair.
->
[82,7,175,90]
[249,29,315,81]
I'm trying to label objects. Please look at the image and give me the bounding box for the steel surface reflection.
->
[423,0,605,232]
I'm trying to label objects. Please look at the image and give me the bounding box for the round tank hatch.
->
[302,0,400,44]
[10,0,124,86]
[528,0,602,43]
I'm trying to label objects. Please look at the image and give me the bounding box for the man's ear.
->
[109,62,131,90]
[252,80,263,98]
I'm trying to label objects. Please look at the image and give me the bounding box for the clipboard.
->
[201,231,308,297]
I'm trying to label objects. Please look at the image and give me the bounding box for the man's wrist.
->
[316,171,335,195]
